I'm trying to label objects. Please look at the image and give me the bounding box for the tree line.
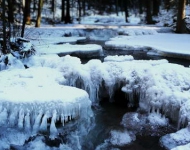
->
[0,0,189,54]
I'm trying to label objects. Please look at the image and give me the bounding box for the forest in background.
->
[0,0,189,55]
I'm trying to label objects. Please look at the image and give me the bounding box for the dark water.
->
[82,100,175,150]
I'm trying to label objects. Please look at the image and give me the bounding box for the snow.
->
[22,54,190,130]
[105,33,190,58]
[95,129,135,149]
[35,43,103,58]
[109,130,135,146]
[147,112,168,127]
[160,127,190,150]
[171,143,190,150]
[1,9,190,149]
[121,112,169,136]
[104,55,134,62]
[0,66,92,139]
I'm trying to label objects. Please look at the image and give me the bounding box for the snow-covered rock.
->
[160,127,190,150]
[0,67,93,139]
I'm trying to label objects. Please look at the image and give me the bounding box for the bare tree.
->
[115,0,118,16]
[61,0,65,21]
[124,0,129,22]
[82,0,86,16]
[146,0,153,24]
[2,0,8,54]
[153,0,160,16]
[78,0,81,23]
[21,0,31,37]
[65,0,71,23]
[35,0,44,27]
[176,0,187,33]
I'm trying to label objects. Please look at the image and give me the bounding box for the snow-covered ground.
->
[105,33,190,59]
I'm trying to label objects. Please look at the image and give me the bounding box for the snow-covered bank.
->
[35,43,103,58]
[105,33,190,59]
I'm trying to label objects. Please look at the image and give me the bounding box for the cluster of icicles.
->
[0,101,81,138]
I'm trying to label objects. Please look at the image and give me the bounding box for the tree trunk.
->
[78,0,81,23]
[2,0,7,54]
[21,0,26,37]
[124,0,129,22]
[7,0,14,23]
[35,0,44,27]
[116,0,118,16]
[52,0,56,21]
[146,0,153,24]
[65,0,71,23]
[26,0,31,25]
[139,0,143,14]
[82,0,86,16]
[153,0,159,16]
[61,0,65,21]
[176,0,187,33]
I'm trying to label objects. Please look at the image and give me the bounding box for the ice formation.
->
[2,53,190,149]
[36,43,103,58]
[24,55,190,128]
[160,126,190,149]
[104,55,134,62]
[109,130,135,146]
[121,112,169,136]
[0,67,92,139]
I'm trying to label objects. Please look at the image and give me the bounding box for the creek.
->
[78,39,190,150]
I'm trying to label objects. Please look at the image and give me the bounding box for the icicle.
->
[0,108,8,126]
[33,110,43,133]
[24,111,31,131]
[0,105,3,113]
[18,109,24,129]
[39,114,48,132]
[9,107,18,126]
[50,110,58,139]
[61,113,65,126]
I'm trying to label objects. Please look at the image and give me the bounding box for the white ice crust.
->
[0,66,92,139]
